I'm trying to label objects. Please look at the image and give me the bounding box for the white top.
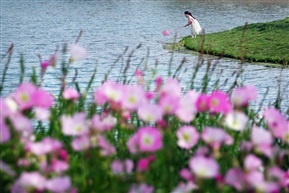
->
[188,15,202,35]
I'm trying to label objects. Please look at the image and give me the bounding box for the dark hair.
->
[184,11,196,19]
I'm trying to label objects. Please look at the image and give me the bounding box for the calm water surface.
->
[1,0,289,110]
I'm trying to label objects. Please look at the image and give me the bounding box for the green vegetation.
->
[181,17,289,66]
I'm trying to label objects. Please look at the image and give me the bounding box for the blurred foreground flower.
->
[127,127,163,153]
[162,30,170,36]
[224,111,248,131]
[189,155,219,179]
[129,183,154,193]
[70,43,87,62]
[231,85,258,107]
[63,88,80,100]
[61,112,90,136]
[176,126,199,149]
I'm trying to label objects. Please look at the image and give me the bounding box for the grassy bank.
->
[181,17,289,66]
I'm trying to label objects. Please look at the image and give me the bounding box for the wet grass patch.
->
[181,17,289,66]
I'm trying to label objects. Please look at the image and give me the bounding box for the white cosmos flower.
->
[224,111,248,131]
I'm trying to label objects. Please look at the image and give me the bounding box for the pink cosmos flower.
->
[129,183,154,193]
[159,78,182,98]
[224,168,246,191]
[195,146,210,156]
[209,90,232,114]
[41,60,50,69]
[111,159,134,174]
[98,135,116,156]
[12,82,37,110]
[196,93,210,112]
[46,176,71,193]
[240,141,254,152]
[179,168,193,181]
[155,76,163,90]
[162,30,170,36]
[124,159,134,174]
[19,172,47,190]
[245,171,279,192]
[244,154,263,171]
[158,95,179,114]
[171,182,198,193]
[145,91,154,100]
[175,90,198,123]
[34,107,51,121]
[1,97,19,118]
[63,88,80,100]
[61,112,90,136]
[91,114,117,132]
[127,132,139,154]
[0,121,10,143]
[11,113,32,135]
[101,81,124,103]
[244,85,258,101]
[72,135,90,151]
[137,127,163,152]
[70,43,87,62]
[17,159,30,167]
[51,159,69,173]
[251,126,273,157]
[58,149,68,162]
[201,127,233,149]
[26,137,62,155]
[121,85,147,111]
[137,158,150,172]
[176,126,199,149]
[138,103,163,122]
[49,51,59,67]
[251,126,273,146]
[263,108,287,138]
[94,87,108,105]
[231,85,258,107]
[245,170,264,188]
[0,160,16,177]
[32,88,54,108]
[135,69,145,86]
[135,69,142,77]
[189,155,219,178]
[268,166,286,186]
[224,111,248,131]
[111,159,124,174]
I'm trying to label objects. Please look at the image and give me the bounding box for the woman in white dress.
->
[184,11,202,38]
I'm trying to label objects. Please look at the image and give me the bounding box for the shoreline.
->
[162,42,285,68]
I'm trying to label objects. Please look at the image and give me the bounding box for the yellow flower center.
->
[164,105,172,112]
[232,120,239,127]
[20,93,29,102]
[143,135,152,145]
[146,115,154,122]
[182,133,191,142]
[75,125,83,132]
[211,98,219,107]
[108,92,117,101]
[129,96,136,104]
[284,133,289,143]
[200,102,206,109]
[197,167,208,178]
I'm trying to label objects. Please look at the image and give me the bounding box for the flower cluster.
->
[1,45,289,193]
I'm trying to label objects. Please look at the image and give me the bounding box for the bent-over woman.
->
[184,11,202,38]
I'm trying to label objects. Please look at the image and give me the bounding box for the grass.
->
[181,17,289,66]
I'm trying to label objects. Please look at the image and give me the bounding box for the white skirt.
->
[191,19,202,35]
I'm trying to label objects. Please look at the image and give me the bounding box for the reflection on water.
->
[1,0,289,110]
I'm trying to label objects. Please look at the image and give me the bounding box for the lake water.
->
[1,0,289,111]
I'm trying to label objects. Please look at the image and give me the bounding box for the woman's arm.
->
[184,18,193,27]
